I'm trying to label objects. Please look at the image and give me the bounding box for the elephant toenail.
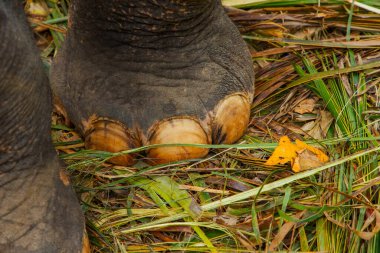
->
[212,93,251,144]
[147,117,210,164]
[84,117,140,166]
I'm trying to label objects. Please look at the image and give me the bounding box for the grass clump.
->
[26,0,380,252]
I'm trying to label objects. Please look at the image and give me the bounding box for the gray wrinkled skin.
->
[0,1,84,252]
[52,0,254,135]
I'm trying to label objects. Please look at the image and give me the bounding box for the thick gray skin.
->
[0,1,84,252]
[0,0,254,251]
[52,0,254,138]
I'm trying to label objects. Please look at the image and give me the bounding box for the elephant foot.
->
[52,0,255,165]
[0,156,89,253]
[0,1,87,252]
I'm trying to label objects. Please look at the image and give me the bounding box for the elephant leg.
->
[52,0,254,165]
[0,1,87,252]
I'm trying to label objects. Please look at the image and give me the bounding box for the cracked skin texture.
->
[52,0,255,165]
[0,1,86,252]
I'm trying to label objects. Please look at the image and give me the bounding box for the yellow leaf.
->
[266,136,329,172]
[265,136,298,166]
[292,156,302,172]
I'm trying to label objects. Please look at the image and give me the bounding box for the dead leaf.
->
[294,98,317,114]
[256,28,285,38]
[293,149,324,172]
[300,120,317,132]
[354,209,380,240]
[295,139,329,163]
[324,209,380,241]
[338,59,354,97]
[302,110,333,139]
[213,214,238,226]
[319,111,334,137]
[268,211,305,251]
[151,232,177,242]
[236,231,257,250]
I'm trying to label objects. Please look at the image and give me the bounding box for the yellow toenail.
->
[84,118,140,166]
[147,117,210,164]
[212,93,251,144]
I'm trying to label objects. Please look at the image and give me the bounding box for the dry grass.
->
[26,0,380,252]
